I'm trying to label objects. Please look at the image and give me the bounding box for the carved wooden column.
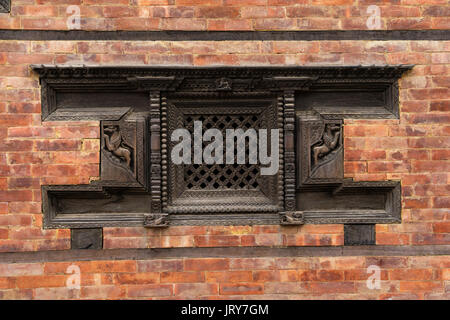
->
[149,91,161,212]
[281,91,303,225]
[146,91,169,227]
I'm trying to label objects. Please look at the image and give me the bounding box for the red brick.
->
[174,283,218,297]
[252,270,281,282]
[194,54,238,66]
[0,191,33,202]
[264,282,307,294]
[17,275,66,289]
[433,222,450,233]
[195,7,239,18]
[368,161,411,173]
[206,271,253,283]
[0,228,8,239]
[345,150,386,161]
[34,140,80,151]
[344,269,388,281]
[240,235,256,246]
[388,18,432,30]
[207,19,253,30]
[241,7,285,18]
[433,197,450,209]
[408,89,449,101]
[230,258,275,270]
[269,0,308,4]
[376,233,410,245]
[137,259,183,272]
[430,101,450,112]
[176,0,221,4]
[81,285,126,299]
[194,235,240,247]
[82,261,136,273]
[273,42,319,54]
[344,162,367,174]
[8,178,40,189]
[161,272,204,283]
[220,282,263,295]
[185,258,229,271]
[389,269,433,281]
[0,277,16,289]
[0,263,43,277]
[114,273,160,284]
[403,198,430,209]
[128,284,173,297]
[254,18,297,30]
[432,17,450,29]
[412,160,450,173]
[0,115,33,127]
[113,18,160,30]
[400,281,442,292]
[102,6,139,18]
[412,233,450,245]
[305,282,355,294]
[365,257,408,268]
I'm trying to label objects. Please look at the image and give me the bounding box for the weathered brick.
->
[185,258,230,271]
[113,272,160,284]
[220,282,264,295]
[174,283,218,297]
[206,271,253,283]
[127,284,173,298]
[161,272,204,283]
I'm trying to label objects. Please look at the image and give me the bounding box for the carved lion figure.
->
[312,124,341,166]
[103,125,131,168]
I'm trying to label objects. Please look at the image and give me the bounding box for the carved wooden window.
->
[34,65,410,229]
[164,94,282,217]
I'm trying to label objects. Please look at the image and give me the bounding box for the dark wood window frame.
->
[33,65,411,229]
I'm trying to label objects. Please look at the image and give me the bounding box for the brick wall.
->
[0,0,448,30]
[0,0,449,300]
[1,256,449,299]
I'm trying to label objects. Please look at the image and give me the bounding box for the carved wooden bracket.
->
[280,212,304,225]
[143,214,169,228]
[33,65,411,228]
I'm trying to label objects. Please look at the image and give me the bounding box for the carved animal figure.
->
[103,126,131,167]
[216,77,231,91]
[281,211,304,225]
[144,214,169,227]
[312,124,341,166]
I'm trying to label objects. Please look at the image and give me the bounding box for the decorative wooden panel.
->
[33,65,411,228]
